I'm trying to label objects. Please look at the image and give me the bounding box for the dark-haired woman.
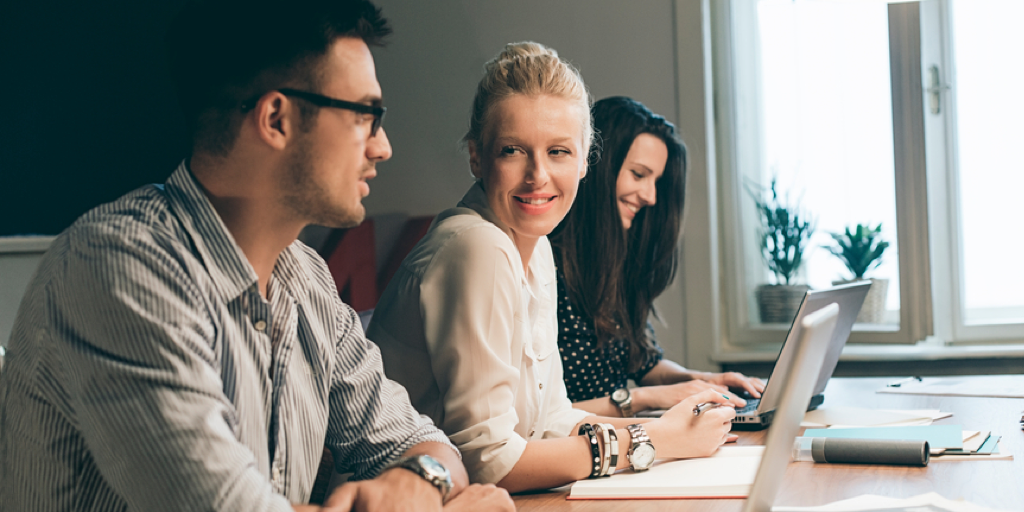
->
[550,96,764,418]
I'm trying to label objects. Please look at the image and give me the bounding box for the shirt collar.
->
[163,160,260,302]
[456,181,554,287]
[456,181,509,233]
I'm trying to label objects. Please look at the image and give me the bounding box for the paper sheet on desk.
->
[771,492,1012,512]
[801,408,948,428]
[877,375,1024,398]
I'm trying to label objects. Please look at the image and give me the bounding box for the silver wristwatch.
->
[625,424,656,472]
[610,387,634,418]
[385,454,452,502]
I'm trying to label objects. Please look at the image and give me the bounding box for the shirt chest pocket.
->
[520,280,557,363]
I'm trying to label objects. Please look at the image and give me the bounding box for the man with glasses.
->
[0,0,512,511]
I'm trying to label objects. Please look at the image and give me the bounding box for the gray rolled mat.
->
[811,437,930,466]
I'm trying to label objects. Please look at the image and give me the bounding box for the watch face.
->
[418,455,449,479]
[612,388,629,402]
[633,443,656,467]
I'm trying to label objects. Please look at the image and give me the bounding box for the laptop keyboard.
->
[736,398,760,414]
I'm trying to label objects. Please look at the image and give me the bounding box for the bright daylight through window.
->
[718,0,1023,346]
[949,0,1024,326]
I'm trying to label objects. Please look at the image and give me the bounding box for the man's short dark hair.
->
[165,0,391,155]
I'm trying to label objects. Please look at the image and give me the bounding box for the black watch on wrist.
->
[385,454,453,503]
[610,387,634,418]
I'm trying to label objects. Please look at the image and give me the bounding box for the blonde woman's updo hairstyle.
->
[463,42,593,156]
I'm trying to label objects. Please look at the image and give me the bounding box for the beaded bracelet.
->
[599,423,619,475]
[577,423,602,478]
[592,423,612,477]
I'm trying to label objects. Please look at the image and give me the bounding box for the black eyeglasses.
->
[241,88,387,137]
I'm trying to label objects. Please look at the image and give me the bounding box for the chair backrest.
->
[316,214,435,312]
[323,220,378,312]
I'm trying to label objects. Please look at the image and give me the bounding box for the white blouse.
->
[367,182,589,484]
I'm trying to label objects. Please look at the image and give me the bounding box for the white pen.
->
[692,402,723,416]
[886,376,923,388]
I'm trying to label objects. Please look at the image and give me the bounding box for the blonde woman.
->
[367,42,735,493]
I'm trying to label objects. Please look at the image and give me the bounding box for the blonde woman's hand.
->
[644,389,736,460]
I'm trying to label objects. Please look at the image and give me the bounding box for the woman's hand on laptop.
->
[645,389,737,459]
[632,380,747,411]
[701,372,766,399]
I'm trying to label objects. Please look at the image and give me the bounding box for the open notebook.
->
[568,304,840,503]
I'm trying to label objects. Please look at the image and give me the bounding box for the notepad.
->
[567,446,764,500]
[801,424,964,452]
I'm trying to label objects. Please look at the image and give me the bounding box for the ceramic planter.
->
[755,284,811,324]
[833,278,889,323]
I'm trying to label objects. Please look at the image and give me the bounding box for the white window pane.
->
[950,0,1024,325]
[753,0,900,324]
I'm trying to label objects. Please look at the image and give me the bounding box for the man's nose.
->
[368,127,393,162]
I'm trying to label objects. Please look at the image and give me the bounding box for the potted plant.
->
[825,223,890,323]
[748,179,815,324]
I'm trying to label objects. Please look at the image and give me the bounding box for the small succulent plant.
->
[748,179,815,285]
[825,223,889,280]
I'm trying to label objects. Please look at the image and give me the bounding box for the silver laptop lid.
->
[743,303,840,512]
[756,281,870,414]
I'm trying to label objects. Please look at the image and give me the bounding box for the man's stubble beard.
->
[281,134,366,229]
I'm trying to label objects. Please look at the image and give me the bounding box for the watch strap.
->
[612,388,634,418]
[625,423,655,471]
[385,455,452,502]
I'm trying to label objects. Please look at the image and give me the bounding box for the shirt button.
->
[539,383,544,390]
[254,320,267,332]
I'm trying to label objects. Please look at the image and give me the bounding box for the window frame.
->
[709,0,933,350]
[920,0,1024,345]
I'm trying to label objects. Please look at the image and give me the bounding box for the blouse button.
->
[538,383,544,390]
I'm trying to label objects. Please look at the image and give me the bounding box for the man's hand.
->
[321,466,444,512]
[443,484,514,512]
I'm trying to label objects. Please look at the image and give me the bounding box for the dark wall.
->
[1,1,190,236]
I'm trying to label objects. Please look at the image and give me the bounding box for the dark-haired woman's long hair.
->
[550,97,687,373]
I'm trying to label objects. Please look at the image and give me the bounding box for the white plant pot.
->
[832,278,889,324]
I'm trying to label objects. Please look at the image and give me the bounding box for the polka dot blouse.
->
[555,265,663,402]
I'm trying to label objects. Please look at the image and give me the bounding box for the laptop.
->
[730,281,870,430]
[743,303,840,512]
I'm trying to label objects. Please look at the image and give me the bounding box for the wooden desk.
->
[512,377,1024,511]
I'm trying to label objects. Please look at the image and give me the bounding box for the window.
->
[711,0,1022,350]
[922,0,1024,343]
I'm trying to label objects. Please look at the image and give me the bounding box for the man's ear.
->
[467,140,484,180]
[250,92,294,150]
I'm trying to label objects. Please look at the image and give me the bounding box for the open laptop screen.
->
[755,281,871,415]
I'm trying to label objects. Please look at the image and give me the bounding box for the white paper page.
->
[772,492,1013,512]
[801,407,935,428]
[959,431,988,453]
[569,445,763,498]
[876,375,1024,398]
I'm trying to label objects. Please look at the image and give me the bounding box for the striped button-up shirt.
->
[0,162,453,512]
